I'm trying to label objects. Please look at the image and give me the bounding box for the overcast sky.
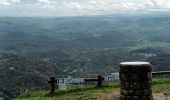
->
[0,0,170,17]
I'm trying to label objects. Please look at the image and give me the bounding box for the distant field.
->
[15,78,170,100]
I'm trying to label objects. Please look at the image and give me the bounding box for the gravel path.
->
[153,93,170,100]
[84,92,170,100]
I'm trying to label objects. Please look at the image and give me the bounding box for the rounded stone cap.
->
[120,62,150,66]
[119,62,152,73]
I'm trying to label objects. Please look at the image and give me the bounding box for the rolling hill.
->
[1,15,170,98]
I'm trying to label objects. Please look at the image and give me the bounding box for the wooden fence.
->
[48,75,105,95]
[47,71,170,96]
[152,71,170,75]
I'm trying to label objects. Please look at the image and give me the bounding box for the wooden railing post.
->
[48,76,57,96]
[85,75,104,88]
[97,75,103,87]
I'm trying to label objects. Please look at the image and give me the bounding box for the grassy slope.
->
[152,78,170,93]
[15,78,170,100]
[15,83,120,100]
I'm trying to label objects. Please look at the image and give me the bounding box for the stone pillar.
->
[119,62,153,100]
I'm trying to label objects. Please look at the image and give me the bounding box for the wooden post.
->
[48,76,56,95]
[85,75,104,88]
[97,75,103,87]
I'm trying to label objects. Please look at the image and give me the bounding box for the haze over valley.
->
[1,13,170,99]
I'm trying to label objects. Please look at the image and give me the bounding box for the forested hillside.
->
[1,15,170,98]
[0,53,63,98]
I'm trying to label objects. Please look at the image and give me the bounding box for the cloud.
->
[80,0,170,12]
[0,0,11,5]
[10,0,21,3]
[0,0,170,17]
[38,0,50,4]
[0,0,21,6]
[0,2,11,5]
[63,2,82,10]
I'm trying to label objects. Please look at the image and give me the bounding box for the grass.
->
[15,82,119,100]
[152,78,170,93]
[15,78,170,100]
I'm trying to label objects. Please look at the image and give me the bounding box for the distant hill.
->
[1,16,170,50]
[1,15,170,98]
[1,16,170,72]
[1,15,170,71]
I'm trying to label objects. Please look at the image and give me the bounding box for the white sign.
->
[57,78,85,84]
[105,73,119,81]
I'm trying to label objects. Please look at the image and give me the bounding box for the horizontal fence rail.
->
[152,71,170,75]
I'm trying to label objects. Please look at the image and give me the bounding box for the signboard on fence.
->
[57,73,119,84]
[104,73,119,81]
[57,78,85,84]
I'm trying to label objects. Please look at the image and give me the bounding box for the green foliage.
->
[152,78,170,93]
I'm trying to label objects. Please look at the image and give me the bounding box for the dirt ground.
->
[84,92,170,100]
[153,93,170,100]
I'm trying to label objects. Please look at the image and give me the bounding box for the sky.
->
[0,0,170,17]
